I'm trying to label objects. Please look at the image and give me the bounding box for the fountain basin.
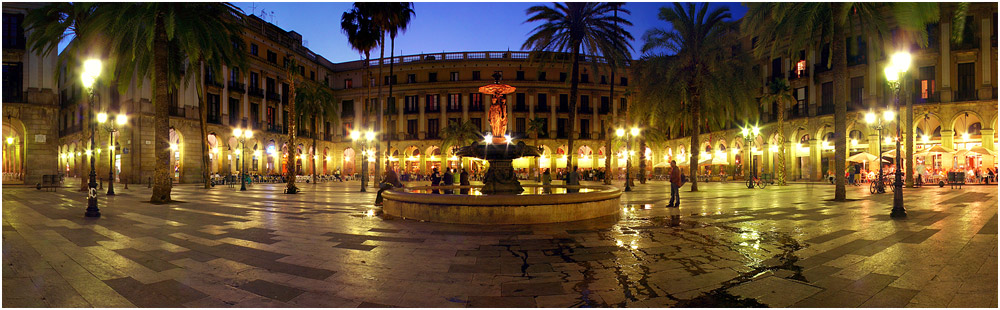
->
[382,185,622,224]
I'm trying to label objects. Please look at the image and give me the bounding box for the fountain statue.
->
[455,71,540,194]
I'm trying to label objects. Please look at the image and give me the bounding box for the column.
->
[528,93,535,120]
[418,95,426,139]
[868,133,880,156]
[462,93,469,121]
[549,93,557,137]
[807,47,817,116]
[981,129,995,168]
[810,138,822,180]
[591,95,599,138]
[439,93,447,134]
[980,16,992,99]
[939,22,952,101]
[762,143,771,177]
[397,95,405,138]
[784,141,796,180]
[940,129,955,170]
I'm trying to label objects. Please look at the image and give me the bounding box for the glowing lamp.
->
[769,145,778,153]
[233,128,243,137]
[83,59,102,77]
[109,145,115,151]
[484,134,492,144]
[851,139,858,146]
[116,114,127,125]
[350,130,360,141]
[325,156,331,161]
[616,128,625,137]
[170,144,178,151]
[921,135,929,143]
[885,137,892,145]
[741,127,749,137]
[962,133,970,141]
[630,127,639,136]
[884,66,899,83]
[85,150,92,156]
[364,130,375,141]
[254,150,262,157]
[97,113,108,124]
[752,126,760,136]
[504,134,512,144]
[890,51,911,74]
[883,110,894,122]
[865,112,877,124]
[5,137,13,144]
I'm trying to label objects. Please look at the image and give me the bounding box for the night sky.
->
[231,2,747,63]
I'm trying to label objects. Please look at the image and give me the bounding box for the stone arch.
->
[2,120,26,182]
[947,110,985,132]
[342,147,356,175]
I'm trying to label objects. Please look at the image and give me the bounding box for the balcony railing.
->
[404,108,419,114]
[208,114,222,125]
[325,133,333,141]
[405,133,419,140]
[819,104,834,116]
[266,92,281,102]
[469,104,485,112]
[599,106,611,114]
[912,93,940,104]
[514,104,529,112]
[169,106,185,117]
[578,106,593,114]
[536,104,549,112]
[266,124,287,134]
[788,70,809,81]
[248,87,264,98]
[297,130,313,138]
[228,81,246,93]
[557,105,570,113]
[579,132,591,139]
[814,64,832,74]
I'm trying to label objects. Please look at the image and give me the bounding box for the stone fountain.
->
[454,71,540,194]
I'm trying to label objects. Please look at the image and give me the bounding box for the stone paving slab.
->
[2,179,997,307]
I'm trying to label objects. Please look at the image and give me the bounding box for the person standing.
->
[668,160,682,207]
[442,168,454,194]
[460,168,470,194]
[542,168,552,186]
[567,165,580,193]
[430,167,441,194]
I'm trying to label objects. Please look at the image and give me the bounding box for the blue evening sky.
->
[231,2,748,63]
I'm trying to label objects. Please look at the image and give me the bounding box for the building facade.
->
[8,3,997,185]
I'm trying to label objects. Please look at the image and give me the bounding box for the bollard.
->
[148,177,152,188]
[99,178,103,190]
[124,176,128,189]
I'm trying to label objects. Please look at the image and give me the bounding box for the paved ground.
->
[2,178,997,307]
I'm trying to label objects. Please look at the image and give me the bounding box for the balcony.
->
[208,114,222,125]
[579,132,591,139]
[297,130,313,139]
[954,90,978,102]
[446,105,462,113]
[248,87,264,98]
[267,124,287,134]
[819,104,834,116]
[169,105,185,117]
[556,131,569,139]
[325,133,334,141]
[266,92,281,102]
[814,63,832,74]
[536,104,549,112]
[599,105,611,114]
[469,104,485,112]
[557,105,570,113]
[912,92,940,104]
[405,133,419,140]
[228,81,246,93]
[578,106,593,114]
[514,104,529,112]
[404,108,419,115]
[788,70,809,81]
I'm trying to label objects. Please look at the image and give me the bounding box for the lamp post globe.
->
[82,59,102,218]
[888,51,909,218]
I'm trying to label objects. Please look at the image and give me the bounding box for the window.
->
[407,74,416,83]
[266,106,276,127]
[281,83,289,104]
[266,78,276,93]
[344,79,353,89]
[559,72,568,82]
[383,75,397,85]
[619,98,627,112]
[404,96,419,113]
[516,71,525,81]
[447,94,461,111]
[2,62,22,102]
[450,72,459,81]
[817,43,831,72]
[324,122,331,139]
[557,118,568,138]
[515,93,526,111]
[952,16,978,50]
[956,62,976,101]
[600,75,607,84]
[751,36,759,50]
[470,93,483,111]
[207,94,221,124]
[537,94,548,111]
[916,66,937,102]
[849,76,863,109]
[580,119,590,139]
[846,35,867,66]
[820,82,833,114]
[229,98,240,125]
[516,118,526,136]
[579,95,591,113]
[559,94,569,112]
[600,96,610,113]
[538,71,547,81]
[407,120,418,138]
[771,58,783,80]
[793,87,807,117]
[250,72,259,89]
[427,119,440,139]
[620,77,628,86]
[250,43,258,56]
[472,71,481,81]
[342,100,354,116]
[924,23,939,50]
[426,94,440,112]
[3,14,25,49]
[310,71,315,81]
[250,102,260,126]
[428,72,437,82]
[537,118,548,138]
[470,118,481,131]
[344,122,353,137]
[581,73,589,83]
[267,50,277,64]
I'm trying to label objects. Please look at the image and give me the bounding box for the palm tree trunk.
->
[286,78,298,194]
[604,127,612,185]
[776,102,786,186]
[832,4,847,201]
[199,62,211,189]
[567,44,580,168]
[312,122,318,183]
[150,14,172,203]
[386,38,395,173]
[905,77,914,187]
[689,87,701,192]
[375,36,385,184]
[638,138,647,184]
[362,52,371,190]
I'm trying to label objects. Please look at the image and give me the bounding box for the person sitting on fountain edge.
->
[430,167,442,194]
[442,168,454,194]
[375,166,405,206]
[567,166,580,193]
[460,168,470,194]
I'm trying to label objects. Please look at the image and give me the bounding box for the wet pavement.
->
[3,179,997,307]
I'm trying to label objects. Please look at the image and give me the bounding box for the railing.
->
[59,124,82,137]
[405,133,419,140]
[557,105,570,113]
[208,114,222,124]
[248,87,264,98]
[362,50,607,68]
[788,70,809,81]
[266,92,281,102]
[228,81,246,93]
[954,90,979,102]
[599,106,611,114]
[819,104,834,116]
[229,114,239,126]
[469,104,485,112]
[297,130,312,138]
[169,106,185,117]
[267,124,287,134]
[579,132,591,139]
[814,63,832,74]
[342,109,355,118]
[912,93,940,104]
[514,104,529,112]
[446,105,462,113]
[325,133,334,141]
[556,132,568,139]
[578,106,593,114]
[536,104,549,112]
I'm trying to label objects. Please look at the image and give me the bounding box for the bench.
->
[37,174,62,192]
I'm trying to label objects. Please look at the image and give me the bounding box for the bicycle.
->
[745,175,767,189]
[869,174,894,194]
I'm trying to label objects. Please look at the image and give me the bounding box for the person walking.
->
[668,160,682,208]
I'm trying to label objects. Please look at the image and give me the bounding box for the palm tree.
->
[360,2,415,180]
[342,4,380,189]
[742,3,940,200]
[522,2,633,167]
[526,117,547,179]
[282,57,303,194]
[51,3,247,203]
[441,120,483,170]
[25,3,101,192]
[296,81,337,183]
[759,78,795,186]
[640,3,759,192]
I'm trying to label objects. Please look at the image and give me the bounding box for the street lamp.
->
[351,129,375,192]
[233,127,253,191]
[741,125,760,188]
[616,127,639,191]
[865,109,894,194]
[82,59,102,218]
[885,51,910,218]
[97,113,127,195]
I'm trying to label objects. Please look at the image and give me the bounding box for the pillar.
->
[810,138,822,180]
[940,129,954,170]
[939,22,952,102]
[981,129,995,168]
[418,95,426,139]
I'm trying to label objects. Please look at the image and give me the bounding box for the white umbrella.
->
[654,161,670,168]
[710,156,729,166]
[924,145,954,154]
[952,149,969,158]
[847,152,879,163]
[967,146,996,156]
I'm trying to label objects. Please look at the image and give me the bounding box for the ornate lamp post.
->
[233,127,253,191]
[616,127,639,191]
[865,109,895,194]
[351,129,375,192]
[886,51,910,218]
[741,125,760,188]
[82,59,102,217]
[97,113,127,195]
